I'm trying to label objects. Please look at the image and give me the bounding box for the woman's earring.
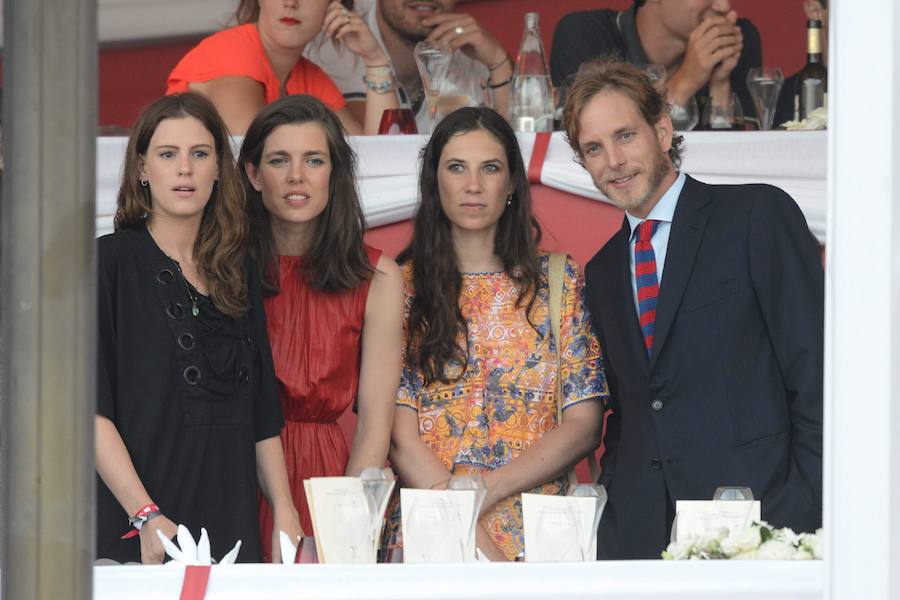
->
[140,179,149,188]
[506,193,513,207]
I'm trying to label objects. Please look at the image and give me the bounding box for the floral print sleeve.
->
[559,256,609,411]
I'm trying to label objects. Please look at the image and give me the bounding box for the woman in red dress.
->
[239,94,403,560]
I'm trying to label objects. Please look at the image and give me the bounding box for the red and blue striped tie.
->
[635,220,661,356]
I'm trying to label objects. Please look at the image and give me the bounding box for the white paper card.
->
[674,500,761,540]
[400,488,475,563]
[304,477,373,564]
[522,493,597,562]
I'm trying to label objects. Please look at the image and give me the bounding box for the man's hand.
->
[139,514,178,564]
[669,11,742,105]
[422,13,507,70]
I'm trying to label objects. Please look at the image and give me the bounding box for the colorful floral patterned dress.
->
[390,253,608,560]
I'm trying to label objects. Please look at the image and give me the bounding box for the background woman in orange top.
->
[239,95,403,559]
[168,0,400,135]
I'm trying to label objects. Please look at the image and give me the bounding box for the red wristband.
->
[121,502,160,539]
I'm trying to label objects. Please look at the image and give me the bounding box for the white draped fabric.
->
[96,131,827,242]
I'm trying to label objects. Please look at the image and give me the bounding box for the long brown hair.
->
[563,58,684,168]
[234,0,353,24]
[114,92,249,317]
[398,107,542,386]
[239,94,373,294]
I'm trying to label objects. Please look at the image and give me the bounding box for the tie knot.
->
[637,219,660,243]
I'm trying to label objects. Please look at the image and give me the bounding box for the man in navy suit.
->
[562,59,823,559]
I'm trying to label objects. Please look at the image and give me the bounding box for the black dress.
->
[95,228,283,563]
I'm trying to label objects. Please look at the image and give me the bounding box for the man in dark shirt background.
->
[550,0,761,128]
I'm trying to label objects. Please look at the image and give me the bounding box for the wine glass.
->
[637,63,667,95]
[534,505,583,562]
[413,41,452,132]
[360,467,396,562]
[713,486,754,501]
[570,483,607,559]
[746,67,784,130]
[333,493,371,563]
[670,96,699,131]
[378,108,418,135]
[405,498,465,563]
[703,92,745,130]
[447,474,487,561]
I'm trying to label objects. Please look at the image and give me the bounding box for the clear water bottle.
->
[510,13,553,133]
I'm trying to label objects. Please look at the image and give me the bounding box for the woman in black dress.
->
[95,92,301,564]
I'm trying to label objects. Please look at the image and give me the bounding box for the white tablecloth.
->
[96,131,827,242]
[89,560,823,600]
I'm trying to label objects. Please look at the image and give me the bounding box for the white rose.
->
[793,549,813,560]
[755,539,797,560]
[720,526,762,556]
[800,530,824,559]
[664,537,698,560]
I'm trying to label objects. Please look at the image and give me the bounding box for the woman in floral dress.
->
[388,107,609,561]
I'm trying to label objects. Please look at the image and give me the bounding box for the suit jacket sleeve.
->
[748,186,824,530]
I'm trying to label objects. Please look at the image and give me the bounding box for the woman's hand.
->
[271,504,304,563]
[323,1,389,66]
[139,514,178,564]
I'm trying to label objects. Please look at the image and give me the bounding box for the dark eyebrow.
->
[153,143,213,151]
[263,149,327,159]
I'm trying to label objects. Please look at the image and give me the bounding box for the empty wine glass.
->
[703,92,745,130]
[413,41,452,132]
[360,467,396,562]
[447,474,487,561]
[571,483,607,559]
[534,505,583,562]
[406,498,465,563]
[333,493,371,563]
[713,486,754,501]
[670,96,699,131]
[746,67,784,130]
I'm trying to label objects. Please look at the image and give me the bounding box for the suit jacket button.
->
[650,458,663,470]
[651,399,664,411]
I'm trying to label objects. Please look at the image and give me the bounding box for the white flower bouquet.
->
[662,521,823,560]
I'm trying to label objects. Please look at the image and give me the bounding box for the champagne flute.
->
[746,67,784,130]
[413,41,452,132]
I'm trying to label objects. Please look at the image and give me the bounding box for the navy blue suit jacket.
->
[585,176,824,559]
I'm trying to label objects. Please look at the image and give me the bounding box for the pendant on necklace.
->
[191,302,199,317]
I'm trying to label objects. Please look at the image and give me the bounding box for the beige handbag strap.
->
[548,253,600,490]
[548,254,578,493]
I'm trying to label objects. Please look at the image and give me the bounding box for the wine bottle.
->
[797,19,827,120]
[510,13,553,133]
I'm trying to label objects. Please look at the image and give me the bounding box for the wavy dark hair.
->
[234,0,352,24]
[114,92,249,317]
[398,107,542,386]
[239,94,372,294]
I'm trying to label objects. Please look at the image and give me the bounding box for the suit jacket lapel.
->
[609,217,651,371]
[649,176,709,369]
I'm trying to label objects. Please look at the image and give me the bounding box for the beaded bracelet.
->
[363,75,396,94]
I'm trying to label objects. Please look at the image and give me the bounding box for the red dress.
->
[257,247,381,560]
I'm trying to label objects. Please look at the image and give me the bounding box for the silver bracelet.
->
[362,75,396,95]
